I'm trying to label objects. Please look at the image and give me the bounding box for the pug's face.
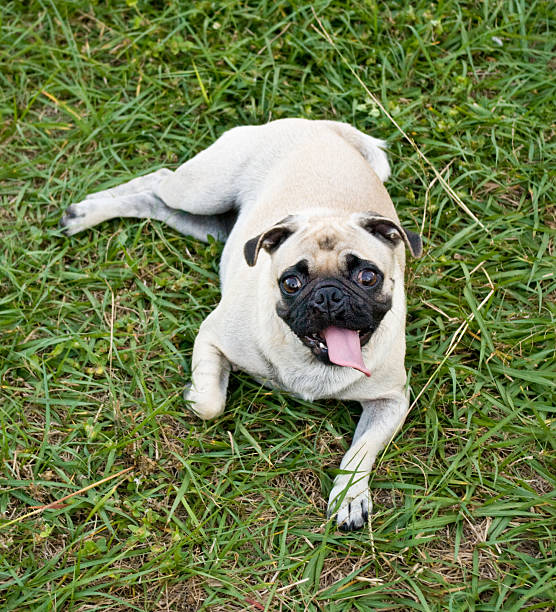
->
[275,252,391,370]
[244,211,421,375]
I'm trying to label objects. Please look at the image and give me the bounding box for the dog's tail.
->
[324,121,391,183]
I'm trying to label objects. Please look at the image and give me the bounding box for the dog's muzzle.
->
[277,277,390,375]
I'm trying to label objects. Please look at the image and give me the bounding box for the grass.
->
[0,0,554,610]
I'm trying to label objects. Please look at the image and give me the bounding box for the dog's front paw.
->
[327,477,371,531]
[183,383,225,421]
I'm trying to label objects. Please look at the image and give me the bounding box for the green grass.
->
[1,0,555,610]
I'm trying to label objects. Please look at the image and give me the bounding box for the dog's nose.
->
[311,285,344,314]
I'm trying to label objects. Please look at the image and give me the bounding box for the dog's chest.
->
[254,355,365,401]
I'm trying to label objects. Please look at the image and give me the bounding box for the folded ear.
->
[358,213,423,258]
[244,215,298,266]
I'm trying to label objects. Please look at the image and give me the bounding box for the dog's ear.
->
[358,213,423,258]
[244,216,298,266]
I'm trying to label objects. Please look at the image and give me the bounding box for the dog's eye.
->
[357,268,379,287]
[281,275,302,294]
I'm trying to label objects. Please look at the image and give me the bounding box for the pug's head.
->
[244,211,422,375]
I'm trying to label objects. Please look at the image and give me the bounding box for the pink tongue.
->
[322,327,371,377]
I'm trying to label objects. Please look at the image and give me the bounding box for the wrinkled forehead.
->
[276,216,395,276]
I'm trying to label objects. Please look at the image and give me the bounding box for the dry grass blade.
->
[0,468,133,531]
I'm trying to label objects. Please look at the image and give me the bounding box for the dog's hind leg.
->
[59,168,202,236]
[60,188,234,241]
[83,168,173,200]
[153,126,260,216]
[61,126,261,238]
[60,135,245,241]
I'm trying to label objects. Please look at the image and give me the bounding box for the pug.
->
[60,118,422,531]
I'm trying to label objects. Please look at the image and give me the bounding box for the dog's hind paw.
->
[59,201,94,235]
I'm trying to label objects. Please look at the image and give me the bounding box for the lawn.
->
[0,1,554,610]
